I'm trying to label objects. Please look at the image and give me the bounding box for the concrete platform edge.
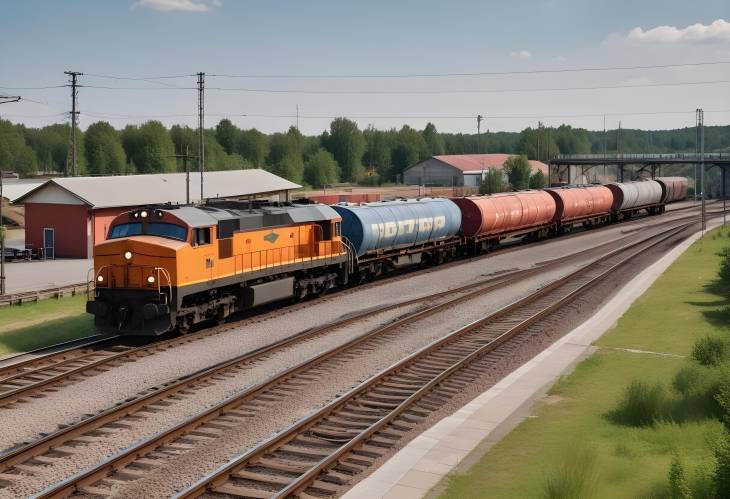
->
[343,221,721,499]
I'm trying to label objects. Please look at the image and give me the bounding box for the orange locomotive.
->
[87,202,348,335]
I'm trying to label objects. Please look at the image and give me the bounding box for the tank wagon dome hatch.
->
[605,180,663,211]
[331,197,461,257]
[655,177,689,203]
[450,190,557,237]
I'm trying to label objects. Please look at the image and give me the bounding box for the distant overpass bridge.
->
[548,153,730,194]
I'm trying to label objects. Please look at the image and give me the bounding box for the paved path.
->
[3,259,91,294]
[344,220,721,499]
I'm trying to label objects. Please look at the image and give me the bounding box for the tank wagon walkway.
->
[343,219,719,499]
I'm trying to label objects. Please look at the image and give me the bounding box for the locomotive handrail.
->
[88,265,109,300]
[154,267,172,305]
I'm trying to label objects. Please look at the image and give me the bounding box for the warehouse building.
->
[13,169,300,259]
[403,154,549,187]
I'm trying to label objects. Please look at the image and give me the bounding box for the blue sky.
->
[1,0,729,133]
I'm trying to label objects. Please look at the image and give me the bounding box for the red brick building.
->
[14,170,300,259]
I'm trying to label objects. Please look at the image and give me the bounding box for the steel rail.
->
[0,209,685,412]
[174,222,691,499]
[1,202,714,397]
[0,334,117,377]
[2,229,632,480]
[35,221,692,498]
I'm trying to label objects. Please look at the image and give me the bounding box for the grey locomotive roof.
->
[170,202,340,231]
[13,169,301,207]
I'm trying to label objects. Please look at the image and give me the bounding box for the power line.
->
[0,85,66,90]
[5,78,730,95]
[204,79,730,95]
[61,108,730,122]
[206,60,730,79]
[83,72,195,80]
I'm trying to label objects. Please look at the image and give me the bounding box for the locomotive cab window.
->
[194,227,211,246]
[147,223,188,242]
[316,221,332,240]
[335,221,341,237]
[109,223,142,239]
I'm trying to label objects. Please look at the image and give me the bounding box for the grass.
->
[438,226,730,499]
[0,295,93,356]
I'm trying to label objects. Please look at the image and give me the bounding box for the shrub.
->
[719,247,730,285]
[668,455,692,499]
[715,433,730,497]
[672,364,723,419]
[541,446,598,499]
[612,380,667,426]
[690,462,717,499]
[692,336,728,366]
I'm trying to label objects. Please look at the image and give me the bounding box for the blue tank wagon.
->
[332,198,462,276]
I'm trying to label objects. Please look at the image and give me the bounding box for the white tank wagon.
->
[606,180,664,217]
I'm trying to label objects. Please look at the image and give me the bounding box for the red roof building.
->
[403,154,548,187]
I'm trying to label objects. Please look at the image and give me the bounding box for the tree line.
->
[0,117,728,187]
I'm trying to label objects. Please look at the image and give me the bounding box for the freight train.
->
[86,177,688,336]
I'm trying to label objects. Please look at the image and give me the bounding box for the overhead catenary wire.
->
[206,60,730,79]
[36,78,728,94]
[75,108,730,122]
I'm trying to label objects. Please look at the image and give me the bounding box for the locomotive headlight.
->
[147,275,156,284]
[97,275,104,282]
[140,210,149,218]
[124,251,133,260]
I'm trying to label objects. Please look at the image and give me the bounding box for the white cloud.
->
[510,50,532,59]
[132,0,221,12]
[554,55,567,63]
[625,18,730,43]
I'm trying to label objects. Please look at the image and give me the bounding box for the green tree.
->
[363,126,393,181]
[479,168,503,194]
[24,124,69,173]
[504,155,532,190]
[237,128,269,167]
[391,125,429,180]
[214,119,238,155]
[422,122,444,155]
[121,121,175,173]
[304,148,339,187]
[517,127,559,160]
[321,118,365,182]
[84,121,126,175]
[204,131,246,171]
[530,170,547,189]
[0,119,37,176]
[273,152,304,183]
[267,127,304,171]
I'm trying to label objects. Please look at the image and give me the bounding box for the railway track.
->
[29,220,693,498]
[0,224,649,492]
[0,334,116,379]
[0,204,717,408]
[172,220,692,499]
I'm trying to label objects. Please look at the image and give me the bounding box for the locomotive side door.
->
[194,227,214,284]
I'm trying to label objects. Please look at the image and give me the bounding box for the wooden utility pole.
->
[197,72,205,201]
[64,71,82,177]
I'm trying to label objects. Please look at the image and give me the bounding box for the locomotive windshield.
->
[109,222,188,242]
